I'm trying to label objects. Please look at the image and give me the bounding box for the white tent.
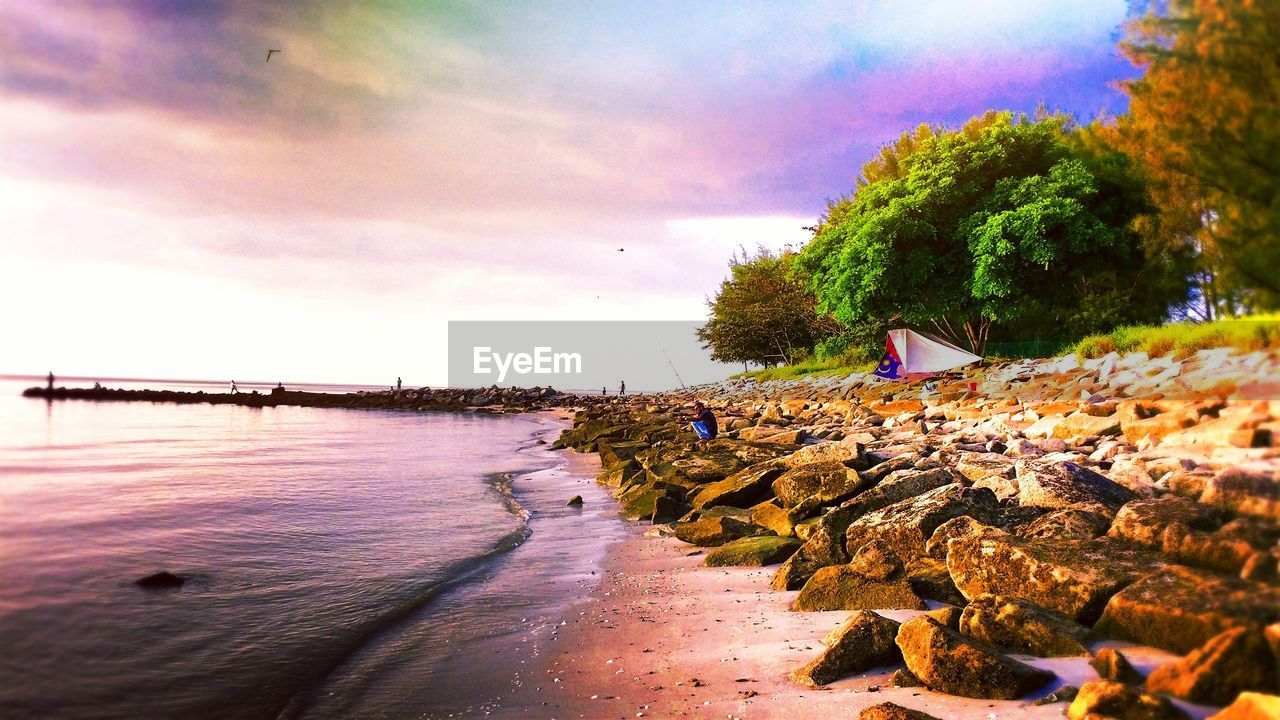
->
[874,329,982,379]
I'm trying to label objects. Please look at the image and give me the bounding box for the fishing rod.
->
[665,340,686,389]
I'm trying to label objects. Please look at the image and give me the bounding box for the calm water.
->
[0,379,622,719]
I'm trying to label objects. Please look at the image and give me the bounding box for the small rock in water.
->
[135,571,185,589]
[566,495,584,506]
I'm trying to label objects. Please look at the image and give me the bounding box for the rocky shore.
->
[554,347,1280,719]
[23,383,576,413]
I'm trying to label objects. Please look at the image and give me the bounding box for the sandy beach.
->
[533,526,1217,720]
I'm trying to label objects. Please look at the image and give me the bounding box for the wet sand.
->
[531,529,1216,720]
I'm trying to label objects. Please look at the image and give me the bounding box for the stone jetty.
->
[556,346,1280,715]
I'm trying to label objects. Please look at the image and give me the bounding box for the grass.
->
[1072,314,1280,360]
[736,357,876,382]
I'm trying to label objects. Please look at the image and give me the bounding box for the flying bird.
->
[618,248,624,252]
[266,49,281,63]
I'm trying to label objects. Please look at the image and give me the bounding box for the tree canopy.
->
[796,113,1187,354]
[697,248,836,366]
[1114,0,1280,310]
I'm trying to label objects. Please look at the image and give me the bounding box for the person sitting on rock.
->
[688,401,718,450]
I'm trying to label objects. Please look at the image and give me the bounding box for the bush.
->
[1072,315,1280,359]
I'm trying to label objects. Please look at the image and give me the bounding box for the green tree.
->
[797,112,1187,354]
[697,248,836,366]
[1116,0,1280,310]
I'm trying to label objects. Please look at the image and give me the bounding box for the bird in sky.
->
[618,248,624,252]
[266,49,281,63]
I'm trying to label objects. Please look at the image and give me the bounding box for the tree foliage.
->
[697,248,837,366]
[796,112,1187,354]
[1115,0,1280,310]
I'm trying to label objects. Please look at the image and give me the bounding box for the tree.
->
[1115,0,1280,310]
[797,112,1187,355]
[697,248,836,366]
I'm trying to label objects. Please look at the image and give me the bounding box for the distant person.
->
[619,380,626,396]
[601,386,606,396]
[47,372,54,391]
[397,377,402,391]
[231,380,238,394]
[688,401,718,450]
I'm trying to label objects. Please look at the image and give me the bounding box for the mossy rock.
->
[705,535,803,567]
[792,564,927,612]
[896,616,1055,700]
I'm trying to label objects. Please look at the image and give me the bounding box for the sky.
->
[0,1,1139,386]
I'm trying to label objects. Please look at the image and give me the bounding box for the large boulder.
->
[782,439,866,468]
[1017,508,1113,540]
[672,515,768,547]
[703,535,802,567]
[926,516,1008,559]
[771,523,850,590]
[1145,627,1278,705]
[946,534,1158,624]
[1108,497,1219,548]
[895,616,1055,699]
[750,500,808,537]
[792,564,927,611]
[1066,680,1190,720]
[1091,647,1146,685]
[789,610,902,687]
[1201,463,1280,520]
[959,593,1093,657]
[1014,460,1138,518]
[1095,566,1280,654]
[1053,411,1122,444]
[691,460,786,510]
[772,460,867,510]
[845,484,999,562]
[954,452,1017,498]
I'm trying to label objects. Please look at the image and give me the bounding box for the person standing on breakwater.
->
[688,401,717,450]
[231,380,238,394]
[619,380,626,396]
[397,377,402,391]
[47,372,54,391]
[601,387,607,396]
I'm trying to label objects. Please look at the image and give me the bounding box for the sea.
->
[0,376,626,719]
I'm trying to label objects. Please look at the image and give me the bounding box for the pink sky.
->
[0,1,1137,384]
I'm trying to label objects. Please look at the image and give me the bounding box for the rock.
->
[1202,463,1280,520]
[651,495,690,524]
[926,515,1009,560]
[704,535,802,567]
[947,534,1159,624]
[895,615,1055,699]
[1033,685,1080,706]
[1006,438,1048,458]
[691,461,786,510]
[772,523,851,590]
[905,557,968,606]
[1108,497,1218,548]
[1054,412,1122,443]
[1014,459,1138,518]
[672,515,767,547]
[771,468,957,590]
[890,668,925,687]
[750,501,807,537]
[1091,647,1146,685]
[1210,692,1280,719]
[926,605,964,630]
[135,571,185,589]
[858,702,941,720]
[959,593,1093,657]
[772,460,867,510]
[1018,508,1113,540]
[954,452,1017,497]
[1145,627,1278,706]
[848,539,903,580]
[566,495,584,506]
[845,483,1000,562]
[789,610,902,687]
[792,564,927,611]
[1066,680,1190,720]
[782,438,866,468]
[1095,566,1280,654]
[617,481,680,521]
